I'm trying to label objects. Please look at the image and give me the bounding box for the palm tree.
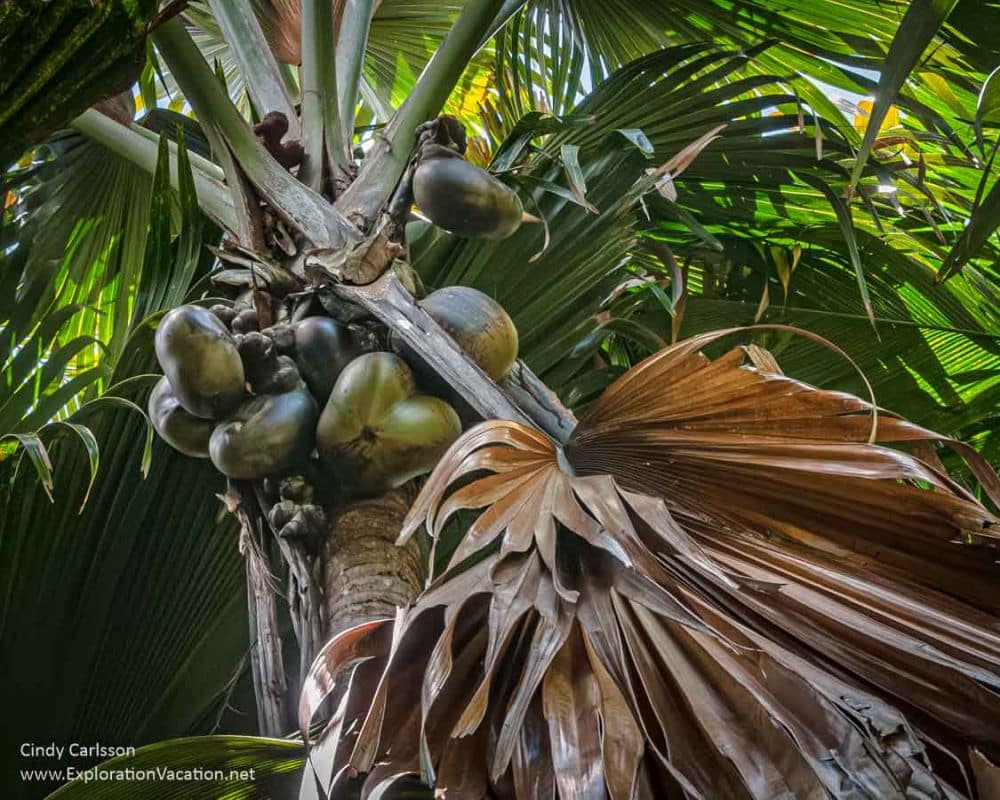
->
[2,1,999,798]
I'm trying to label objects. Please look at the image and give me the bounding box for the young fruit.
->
[154,305,245,419]
[292,316,360,403]
[209,389,317,479]
[148,376,214,458]
[231,308,260,333]
[316,352,462,496]
[419,286,518,380]
[412,154,523,240]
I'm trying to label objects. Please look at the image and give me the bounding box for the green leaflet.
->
[847,0,961,192]
[46,736,303,799]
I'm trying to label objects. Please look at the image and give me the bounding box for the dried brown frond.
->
[254,0,303,65]
[301,333,1000,799]
[257,0,350,65]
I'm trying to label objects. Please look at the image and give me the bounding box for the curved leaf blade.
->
[46,735,304,799]
[848,0,960,192]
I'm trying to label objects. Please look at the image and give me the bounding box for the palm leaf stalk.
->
[71,108,237,230]
[205,0,300,134]
[298,0,347,190]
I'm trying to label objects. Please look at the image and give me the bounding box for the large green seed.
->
[148,376,214,458]
[154,305,245,419]
[316,352,462,497]
[419,286,518,380]
[209,389,318,480]
[412,155,523,240]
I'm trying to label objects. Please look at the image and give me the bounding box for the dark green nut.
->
[412,154,523,240]
[154,305,246,419]
[262,323,296,354]
[265,355,303,395]
[293,316,360,403]
[210,389,317,479]
[148,376,214,458]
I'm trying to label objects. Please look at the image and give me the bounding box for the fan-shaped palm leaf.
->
[1,403,248,795]
[300,330,999,798]
[0,120,214,491]
[595,229,1000,446]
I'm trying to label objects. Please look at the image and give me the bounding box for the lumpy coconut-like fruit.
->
[419,286,518,380]
[412,155,523,240]
[210,389,317,479]
[148,376,214,458]
[316,352,462,497]
[154,305,245,419]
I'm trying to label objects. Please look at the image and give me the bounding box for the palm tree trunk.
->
[323,487,425,637]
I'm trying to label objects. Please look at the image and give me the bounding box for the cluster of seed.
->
[208,304,304,397]
[267,474,327,552]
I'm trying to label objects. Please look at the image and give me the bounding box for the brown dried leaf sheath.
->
[301,336,1000,799]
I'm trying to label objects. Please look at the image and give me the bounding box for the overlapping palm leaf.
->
[596,225,1000,450]
[489,0,1000,291]
[0,401,248,796]
[0,111,218,488]
[417,37,1000,471]
[509,39,1000,445]
[493,0,992,153]
[300,330,1000,798]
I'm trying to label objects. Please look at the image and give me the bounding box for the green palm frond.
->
[46,736,303,799]
[410,37,1000,454]
[618,235,1000,433]
[480,0,1000,286]
[1,106,255,793]
[585,212,1000,443]
[0,117,214,477]
[1,403,247,788]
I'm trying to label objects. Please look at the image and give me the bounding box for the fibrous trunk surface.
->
[324,486,425,638]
